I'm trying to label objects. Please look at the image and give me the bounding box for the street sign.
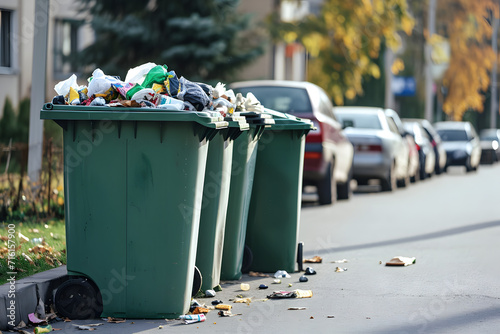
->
[392,76,416,97]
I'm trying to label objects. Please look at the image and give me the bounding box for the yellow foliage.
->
[438,0,498,120]
[391,58,405,75]
[283,32,298,44]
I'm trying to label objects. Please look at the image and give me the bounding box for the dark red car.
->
[230,80,354,205]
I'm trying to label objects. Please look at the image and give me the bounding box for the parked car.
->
[403,118,447,174]
[433,121,481,172]
[230,80,354,205]
[479,128,500,164]
[385,109,418,186]
[403,121,436,180]
[334,107,409,192]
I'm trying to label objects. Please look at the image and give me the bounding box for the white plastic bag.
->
[54,74,78,96]
[87,69,122,98]
[124,62,157,85]
[244,92,265,113]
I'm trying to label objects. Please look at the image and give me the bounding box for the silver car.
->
[434,121,481,172]
[334,107,409,192]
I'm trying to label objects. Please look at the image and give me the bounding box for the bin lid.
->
[40,104,228,129]
[237,111,275,126]
[224,116,250,131]
[241,109,314,131]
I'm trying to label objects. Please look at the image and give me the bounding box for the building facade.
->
[0,0,92,117]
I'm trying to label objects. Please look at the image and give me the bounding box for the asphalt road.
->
[49,163,500,333]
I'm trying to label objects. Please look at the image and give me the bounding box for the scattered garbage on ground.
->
[304,256,322,263]
[332,259,349,263]
[385,256,416,266]
[274,270,291,278]
[335,267,348,272]
[304,267,316,275]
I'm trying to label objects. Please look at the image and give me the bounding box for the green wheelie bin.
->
[220,113,273,280]
[195,116,249,293]
[245,110,313,273]
[41,104,227,319]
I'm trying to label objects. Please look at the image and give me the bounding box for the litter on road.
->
[385,256,416,266]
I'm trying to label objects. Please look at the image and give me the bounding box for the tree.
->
[268,0,414,105]
[76,0,265,82]
[436,0,498,120]
[0,97,16,144]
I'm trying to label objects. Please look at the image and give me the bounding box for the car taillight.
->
[356,144,382,152]
[431,139,436,147]
[304,152,322,159]
[306,121,322,143]
[415,144,421,151]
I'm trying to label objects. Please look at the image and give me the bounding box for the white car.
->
[334,107,409,192]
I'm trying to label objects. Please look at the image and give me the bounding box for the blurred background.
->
[0,0,499,219]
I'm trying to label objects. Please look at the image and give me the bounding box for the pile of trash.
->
[52,62,264,116]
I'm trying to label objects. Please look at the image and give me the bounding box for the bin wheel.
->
[54,278,102,319]
[241,245,253,274]
[192,266,202,297]
[297,242,304,272]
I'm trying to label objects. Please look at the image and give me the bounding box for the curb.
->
[0,265,68,331]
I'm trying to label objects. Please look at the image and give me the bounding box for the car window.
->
[232,86,312,115]
[336,113,382,129]
[436,129,468,141]
[318,90,336,119]
[386,116,401,135]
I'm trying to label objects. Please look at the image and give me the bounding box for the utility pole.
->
[27,0,49,183]
[384,48,395,110]
[425,0,436,121]
[490,10,499,129]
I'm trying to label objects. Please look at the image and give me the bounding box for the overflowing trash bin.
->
[220,113,273,280]
[195,116,249,293]
[245,110,313,273]
[41,104,227,319]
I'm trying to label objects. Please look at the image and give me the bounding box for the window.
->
[233,86,312,115]
[335,113,383,130]
[54,19,82,75]
[0,9,12,68]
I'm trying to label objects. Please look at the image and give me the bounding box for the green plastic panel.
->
[245,129,307,273]
[195,133,234,291]
[60,117,209,318]
[220,125,263,280]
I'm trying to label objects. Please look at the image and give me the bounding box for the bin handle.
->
[44,103,54,110]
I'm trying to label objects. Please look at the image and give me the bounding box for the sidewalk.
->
[0,265,68,330]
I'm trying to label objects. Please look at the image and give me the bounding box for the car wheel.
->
[381,162,396,192]
[465,156,474,172]
[397,167,410,188]
[419,156,427,180]
[337,165,352,200]
[317,161,336,205]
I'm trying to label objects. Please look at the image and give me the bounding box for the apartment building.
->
[0,0,322,117]
[0,0,92,116]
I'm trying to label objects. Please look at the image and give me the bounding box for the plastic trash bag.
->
[87,68,122,99]
[157,95,184,110]
[54,74,79,97]
[165,71,181,97]
[177,77,211,111]
[244,92,265,112]
[213,82,226,99]
[124,62,156,85]
[112,82,135,99]
[141,64,169,88]
[196,82,213,98]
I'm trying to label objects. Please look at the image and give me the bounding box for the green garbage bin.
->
[41,104,227,319]
[195,116,249,292]
[245,110,313,273]
[220,113,273,280]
